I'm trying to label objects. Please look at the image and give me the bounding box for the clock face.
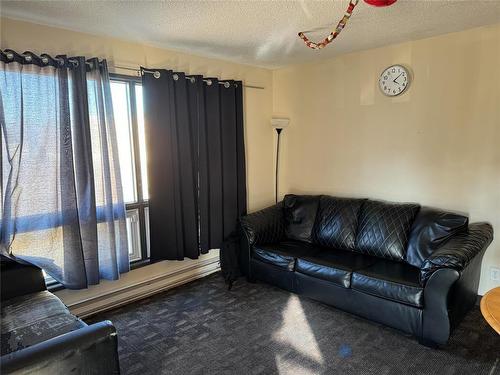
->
[379,65,410,97]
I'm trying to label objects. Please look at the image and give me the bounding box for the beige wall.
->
[0,17,275,212]
[2,17,499,296]
[0,17,275,305]
[273,24,500,294]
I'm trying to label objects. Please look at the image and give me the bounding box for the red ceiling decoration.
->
[298,0,398,50]
[364,0,397,7]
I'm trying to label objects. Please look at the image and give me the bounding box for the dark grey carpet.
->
[88,273,500,375]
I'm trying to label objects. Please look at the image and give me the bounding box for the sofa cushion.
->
[283,195,320,243]
[351,260,423,308]
[355,200,420,262]
[296,249,377,288]
[1,291,86,355]
[313,196,366,251]
[406,207,469,268]
[252,241,321,270]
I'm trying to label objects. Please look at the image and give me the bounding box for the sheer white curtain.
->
[0,50,129,289]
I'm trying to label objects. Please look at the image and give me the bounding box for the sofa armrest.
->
[0,320,120,375]
[420,222,493,286]
[240,203,285,246]
[1,256,47,301]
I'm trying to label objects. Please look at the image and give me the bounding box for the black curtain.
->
[142,70,246,261]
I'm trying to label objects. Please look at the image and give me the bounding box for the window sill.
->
[130,258,151,270]
[47,258,152,293]
[47,280,65,293]
[56,251,220,318]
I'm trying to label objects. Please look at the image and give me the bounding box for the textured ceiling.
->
[1,0,500,69]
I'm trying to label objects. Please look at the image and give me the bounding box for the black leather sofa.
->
[240,194,493,347]
[0,256,120,374]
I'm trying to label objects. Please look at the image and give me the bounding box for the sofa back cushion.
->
[313,196,366,251]
[355,200,420,262]
[283,195,320,243]
[405,207,468,267]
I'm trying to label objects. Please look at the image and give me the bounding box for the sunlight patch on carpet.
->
[272,294,324,367]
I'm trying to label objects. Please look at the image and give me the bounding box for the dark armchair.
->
[0,256,120,374]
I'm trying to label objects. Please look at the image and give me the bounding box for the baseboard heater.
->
[66,257,220,318]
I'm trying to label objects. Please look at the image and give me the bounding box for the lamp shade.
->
[363,0,397,7]
[271,118,290,129]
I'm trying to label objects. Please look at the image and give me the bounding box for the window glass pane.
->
[144,206,150,258]
[110,81,137,203]
[126,209,142,261]
[135,85,149,200]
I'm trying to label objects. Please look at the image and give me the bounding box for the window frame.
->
[42,73,149,292]
[110,73,149,265]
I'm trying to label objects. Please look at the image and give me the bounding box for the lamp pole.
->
[275,128,283,204]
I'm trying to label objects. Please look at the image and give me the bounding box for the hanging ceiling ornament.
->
[298,0,397,50]
[364,0,397,6]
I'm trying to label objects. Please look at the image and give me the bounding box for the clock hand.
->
[393,73,403,84]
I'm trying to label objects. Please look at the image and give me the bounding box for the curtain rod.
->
[114,65,265,90]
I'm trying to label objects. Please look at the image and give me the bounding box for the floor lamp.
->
[271,118,290,203]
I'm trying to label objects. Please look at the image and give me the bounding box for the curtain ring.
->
[190,77,196,83]
[24,54,32,62]
[224,82,231,88]
[6,52,14,60]
[41,56,49,65]
[153,71,161,79]
[206,79,212,86]
[173,73,179,81]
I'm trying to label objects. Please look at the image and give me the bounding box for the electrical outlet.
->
[491,266,500,281]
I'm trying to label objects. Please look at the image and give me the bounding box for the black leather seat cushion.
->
[313,196,366,251]
[252,241,320,270]
[352,260,423,308]
[283,195,320,243]
[1,291,86,355]
[296,249,377,288]
[355,200,420,262]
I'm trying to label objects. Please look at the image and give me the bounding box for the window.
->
[110,75,150,263]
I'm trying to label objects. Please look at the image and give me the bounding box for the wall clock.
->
[379,65,410,97]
